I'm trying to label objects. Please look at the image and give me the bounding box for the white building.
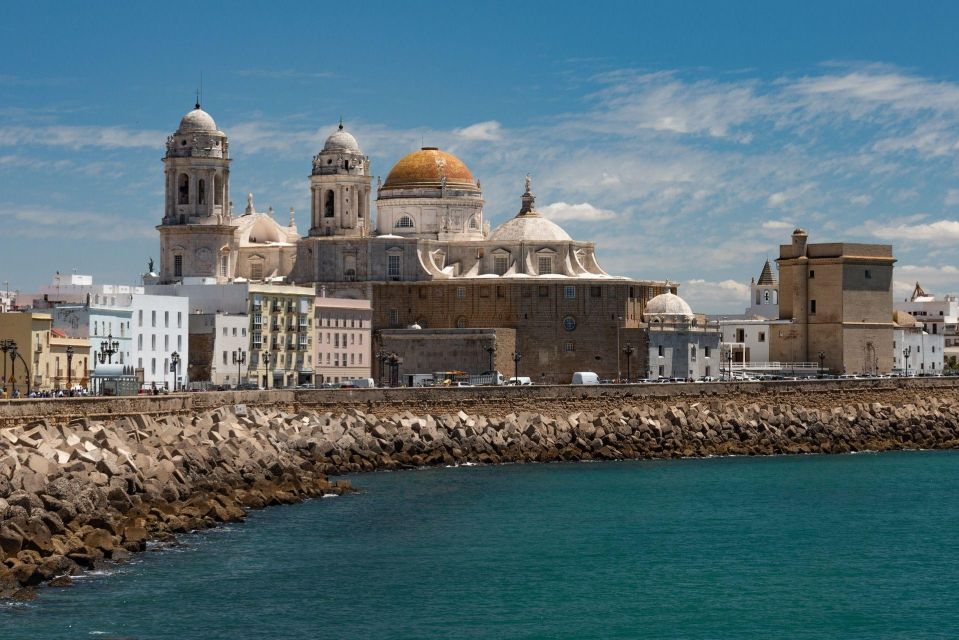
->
[745,260,779,319]
[645,293,721,380]
[315,291,372,385]
[892,310,943,374]
[718,261,790,371]
[895,282,958,368]
[40,274,189,388]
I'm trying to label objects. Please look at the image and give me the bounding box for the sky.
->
[3,1,959,312]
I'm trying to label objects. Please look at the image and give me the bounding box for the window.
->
[151,335,156,350]
[456,287,467,299]
[138,310,143,326]
[177,312,182,328]
[178,173,189,205]
[704,346,711,358]
[151,358,156,374]
[138,335,143,350]
[590,286,602,298]
[564,286,576,299]
[538,256,552,275]
[164,335,169,351]
[388,254,401,278]
[250,262,263,281]
[177,336,182,350]
[564,342,575,352]
[865,269,872,279]
[456,316,467,328]
[388,309,399,326]
[563,316,576,331]
[223,351,228,365]
[395,216,414,228]
[496,286,504,298]
[468,216,479,230]
[324,190,335,218]
[758,332,766,343]
[219,255,228,278]
[809,270,815,279]
[810,300,817,314]
[691,346,697,361]
[763,290,770,303]
[736,329,745,342]
[480,287,490,298]
[658,345,664,357]
[538,286,549,298]
[198,179,206,205]
[174,255,182,278]
[214,173,223,205]
[252,332,262,348]
[494,256,509,275]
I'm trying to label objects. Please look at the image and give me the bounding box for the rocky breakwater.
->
[3,392,959,598]
[0,405,351,599]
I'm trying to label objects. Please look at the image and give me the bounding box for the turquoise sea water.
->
[3,451,959,639]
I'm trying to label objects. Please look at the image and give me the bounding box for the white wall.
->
[132,294,190,387]
[893,328,944,374]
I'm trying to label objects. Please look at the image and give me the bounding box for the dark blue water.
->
[3,451,959,639]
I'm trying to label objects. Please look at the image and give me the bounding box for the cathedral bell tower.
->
[157,103,235,283]
[309,122,371,238]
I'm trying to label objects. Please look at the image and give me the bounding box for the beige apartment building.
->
[315,293,371,385]
[770,229,895,375]
[247,284,315,388]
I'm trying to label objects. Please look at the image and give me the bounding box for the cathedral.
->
[157,103,675,382]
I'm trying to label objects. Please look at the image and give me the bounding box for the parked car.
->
[571,371,600,385]
[506,376,533,386]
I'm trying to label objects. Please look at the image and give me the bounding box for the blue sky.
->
[3,1,959,312]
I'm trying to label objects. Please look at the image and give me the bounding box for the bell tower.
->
[157,103,236,283]
[309,122,371,238]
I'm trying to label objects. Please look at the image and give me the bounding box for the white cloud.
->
[850,194,872,206]
[453,121,502,141]
[539,201,617,221]
[235,69,335,81]
[680,278,751,314]
[0,125,164,149]
[761,219,794,231]
[893,265,959,299]
[872,219,959,242]
[0,204,155,240]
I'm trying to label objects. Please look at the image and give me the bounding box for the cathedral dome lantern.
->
[489,176,572,243]
[322,124,361,154]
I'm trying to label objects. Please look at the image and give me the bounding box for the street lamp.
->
[512,351,522,384]
[5,341,30,396]
[170,351,180,392]
[232,349,246,387]
[66,345,75,391]
[386,352,401,387]
[485,343,496,374]
[623,343,634,383]
[616,315,623,382]
[726,349,733,382]
[263,351,271,389]
[903,346,911,377]
[817,351,825,378]
[97,332,120,364]
[0,338,13,395]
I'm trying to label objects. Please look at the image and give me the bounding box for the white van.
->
[506,376,533,386]
[343,378,375,388]
[571,371,600,385]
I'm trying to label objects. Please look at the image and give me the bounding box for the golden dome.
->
[383,147,477,189]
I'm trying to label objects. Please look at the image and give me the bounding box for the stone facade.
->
[771,229,895,375]
[378,328,517,384]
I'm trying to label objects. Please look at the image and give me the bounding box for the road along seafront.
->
[2,378,959,598]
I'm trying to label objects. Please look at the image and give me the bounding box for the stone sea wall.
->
[3,383,959,598]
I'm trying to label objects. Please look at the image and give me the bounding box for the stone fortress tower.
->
[309,122,372,238]
[158,103,235,282]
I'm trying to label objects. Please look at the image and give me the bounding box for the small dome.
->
[383,147,476,189]
[644,292,694,320]
[323,124,361,153]
[178,105,217,133]
[489,216,572,242]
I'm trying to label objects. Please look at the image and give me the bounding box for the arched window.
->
[763,290,770,303]
[324,190,335,218]
[357,191,364,218]
[468,216,479,230]
[395,216,414,229]
[178,173,189,205]
[456,316,467,328]
[344,159,350,170]
[214,174,223,205]
[198,179,206,205]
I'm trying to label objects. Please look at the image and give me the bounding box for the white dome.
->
[644,292,694,319]
[489,215,572,242]
[178,106,217,133]
[323,125,361,153]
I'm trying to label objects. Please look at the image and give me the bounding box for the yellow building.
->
[247,284,315,388]
[0,312,91,395]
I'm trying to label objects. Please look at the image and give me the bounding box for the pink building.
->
[315,295,372,385]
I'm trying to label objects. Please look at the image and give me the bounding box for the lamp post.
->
[616,315,623,382]
[818,351,825,378]
[726,349,733,382]
[263,351,271,389]
[512,351,522,384]
[7,341,30,396]
[903,346,911,377]
[386,352,400,387]
[97,333,120,365]
[232,349,246,387]
[66,345,74,391]
[170,351,180,392]
[0,338,13,395]
[623,342,634,383]
[485,343,496,374]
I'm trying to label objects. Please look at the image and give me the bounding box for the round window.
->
[563,316,576,331]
